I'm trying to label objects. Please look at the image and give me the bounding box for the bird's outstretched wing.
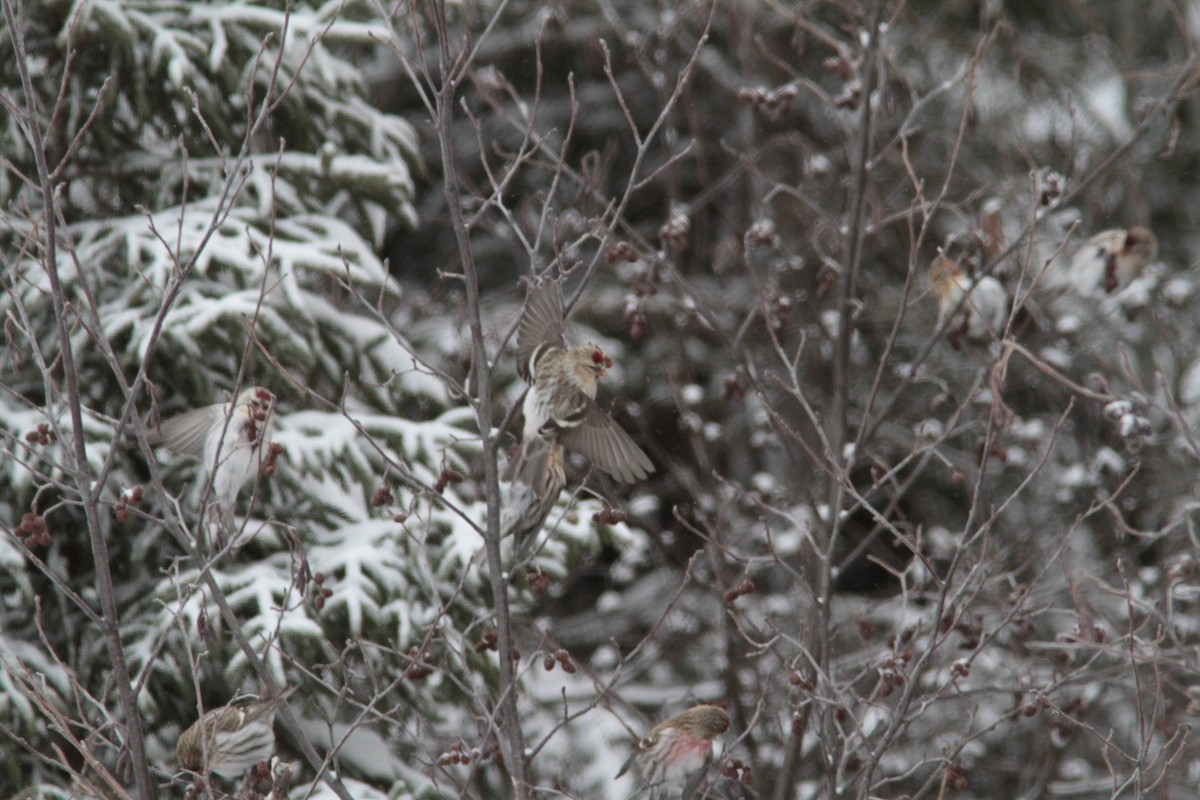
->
[516,280,566,382]
[146,405,223,456]
[558,402,654,484]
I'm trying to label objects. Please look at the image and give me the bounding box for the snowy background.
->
[3,1,1200,798]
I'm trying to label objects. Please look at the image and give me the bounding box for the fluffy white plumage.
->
[929,257,1008,343]
[147,386,275,531]
[617,704,731,796]
[1067,227,1157,297]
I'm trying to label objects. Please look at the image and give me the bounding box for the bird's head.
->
[676,704,731,742]
[238,387,276,423]
[928,256,963,300]
[1124,227,1157,266]
[568,345,610,390]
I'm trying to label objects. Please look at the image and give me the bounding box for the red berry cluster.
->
[592,507,626,525]
[787,670,814,690]
[526,570,550,598]
[822,55,862,110]
[434,468,465,494]
[629,310,646,340]
[976,441,1008,466]
[311,571,333,612]
[437,742,471,767]
[605,241,640,264]
[1037,169,1064,206]
[23,423,56,446]
[1104,400,1153,453]
[16,512,50,548]
[744,220,779,249]
[737,84,798,119]
[474,630,520,661]
[542,648,575,674]
[658,212,691,251]
[113,485,144,523]
[631,277,659,298]
[723,578,755,603]
[437,742,502,767]
[943,763,967,790]
[765,290,791,332]
[402,647,433,681]
[720,757,753,785]
[939,614,982,650]
[1009,691,1044,720]
[262,442,284,476]
[371,485,394,507]
[877,649,912,697]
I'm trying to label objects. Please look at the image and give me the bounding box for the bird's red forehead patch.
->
[255,390,272,402]
[592,348,604,364]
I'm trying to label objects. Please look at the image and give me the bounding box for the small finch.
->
[500,435,566,556]
[1068,227,1157,297]
[616,704,731,797]
[147,386,276,531]
[176,687,295,779]
[514,280,654,484]
[929,256,1008,346]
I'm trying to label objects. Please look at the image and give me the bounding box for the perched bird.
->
[929,256,1008,347]
[500,435,566,556]
[514,280,654,484]
[617,704,731,797]
[147,387,276,531]
[176,688,295,779]
[1068,227,1157,297]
